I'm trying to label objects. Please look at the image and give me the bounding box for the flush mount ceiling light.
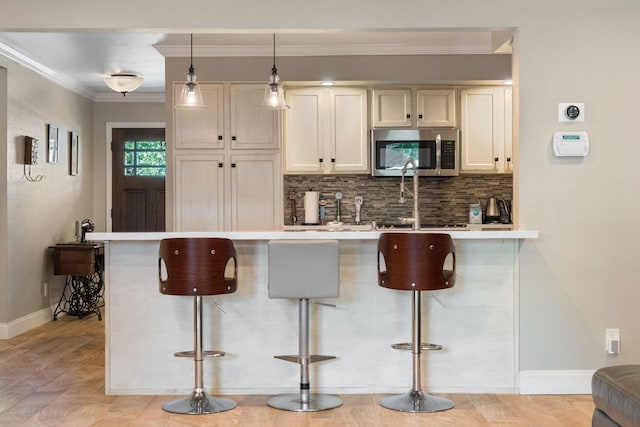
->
[104,73,143,96]
[262,33,290,110]
[175,33,207,109]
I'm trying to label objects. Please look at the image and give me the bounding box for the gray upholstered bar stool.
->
[267,239,343,412]
[377,232,456,413]
[158,238,238,415]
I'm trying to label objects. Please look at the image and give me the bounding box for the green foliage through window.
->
[123,140,166,177]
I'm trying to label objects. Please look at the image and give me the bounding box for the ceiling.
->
[0,30,512,101]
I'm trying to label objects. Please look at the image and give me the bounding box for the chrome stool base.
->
[162,390,237,415]
[380,389,454,413]
[267,393,343,412]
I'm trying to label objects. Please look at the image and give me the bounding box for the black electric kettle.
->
[497,199,511,224]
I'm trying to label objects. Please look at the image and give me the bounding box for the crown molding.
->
[155,42,504,58]
[0,40,96,100]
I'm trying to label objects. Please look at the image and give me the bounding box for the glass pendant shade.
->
[262,72,289,109]
[175,34,207,109]
[175,70,206,109]
[104,73,143,96]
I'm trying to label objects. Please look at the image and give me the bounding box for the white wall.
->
[0,55,94,328]
[1,0,639,382]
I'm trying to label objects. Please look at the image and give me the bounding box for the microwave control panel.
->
[441,140,456,169]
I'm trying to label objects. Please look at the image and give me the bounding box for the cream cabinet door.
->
[328,88,368,173]
[283,88,324,173]
[371,89,412,127]
[229,84,280,150]
[173,83,224,149]
[174,153,224,231]
[415,89,456,127]
[460,87,507,173]
[229,153,282,231]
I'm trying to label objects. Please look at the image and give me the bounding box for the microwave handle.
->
[435,133,441,176]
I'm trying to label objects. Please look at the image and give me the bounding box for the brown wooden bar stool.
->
[158,238,238,415]
[377,232,456,413]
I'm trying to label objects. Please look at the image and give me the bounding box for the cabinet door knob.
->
[231,136,237,141]
[494,157,499,162]
[331,158,336,163]
[231,163,236,168]
[418,114,423,119]
[319,158,323,163]
[218,162,223,168]
[218,135,223,141]
[406,114,411,119]
[506,157,512,162]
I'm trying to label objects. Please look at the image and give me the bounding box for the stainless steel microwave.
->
[371,128,460,177]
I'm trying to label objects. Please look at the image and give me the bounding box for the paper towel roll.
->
[304,191,319,224]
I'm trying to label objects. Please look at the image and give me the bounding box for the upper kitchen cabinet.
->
[460,86,513,173]
[284,87,368,174]
[173,83,279,150]
[372,88,456,128]
[174,83,224,149]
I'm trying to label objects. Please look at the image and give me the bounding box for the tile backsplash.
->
[284,174,513,225]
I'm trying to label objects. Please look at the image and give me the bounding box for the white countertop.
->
[88,229,538,241]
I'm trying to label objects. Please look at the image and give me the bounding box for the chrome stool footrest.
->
[274,355,336,364]
[391,343,443,351]
[174,350,225,358]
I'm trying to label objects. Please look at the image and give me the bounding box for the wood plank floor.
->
[0,315,595,426]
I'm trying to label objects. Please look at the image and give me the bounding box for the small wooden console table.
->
[50,242,105,320]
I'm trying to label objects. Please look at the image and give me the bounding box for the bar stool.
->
[377,232,456,413]
[158,238,238,415]
[267,239,343,412]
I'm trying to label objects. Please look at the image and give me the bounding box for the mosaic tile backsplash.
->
[284,174,513,225]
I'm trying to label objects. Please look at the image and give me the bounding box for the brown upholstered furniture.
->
[592,365,640,427]
[158,238,238,415]
[377,232,456,413]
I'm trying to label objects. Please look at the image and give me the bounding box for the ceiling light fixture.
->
[175,33,207,109]
[104,73,143,96]
[262,33,290,110]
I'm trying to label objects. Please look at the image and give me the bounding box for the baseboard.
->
[519,370,595,394]
[0,306,53,339]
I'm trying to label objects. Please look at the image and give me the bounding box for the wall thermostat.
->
[558,102,585,122]
[553,131,589,157]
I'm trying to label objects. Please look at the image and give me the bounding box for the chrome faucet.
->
[398,157,421,230]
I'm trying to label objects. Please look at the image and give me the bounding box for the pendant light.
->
[175,34,207,109]
[262,34,290,109]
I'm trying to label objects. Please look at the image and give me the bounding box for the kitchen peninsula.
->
[89,229,537,396]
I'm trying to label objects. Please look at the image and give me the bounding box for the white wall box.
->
[460,86,513,173]
[173,83,279,150]
[284,87,368,174]
[372,88,456,128]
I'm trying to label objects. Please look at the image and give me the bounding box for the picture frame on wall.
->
[70,131,79,175]
[47,124,58,164]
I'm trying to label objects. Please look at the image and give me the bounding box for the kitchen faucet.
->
[399,157,421,230]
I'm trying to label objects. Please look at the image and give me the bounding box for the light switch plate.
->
[558,102,585,122]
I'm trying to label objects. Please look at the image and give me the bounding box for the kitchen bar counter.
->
[88,228,537,242]
[90,230,537,396]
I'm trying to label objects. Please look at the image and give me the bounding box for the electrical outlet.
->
[43,282,48,297]
[605,328,620,355]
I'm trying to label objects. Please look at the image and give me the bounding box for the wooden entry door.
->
[112,128,166,232]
